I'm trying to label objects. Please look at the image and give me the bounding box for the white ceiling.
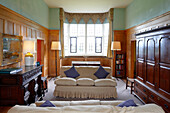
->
[44,0,133,13]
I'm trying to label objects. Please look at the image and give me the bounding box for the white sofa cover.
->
[53,66,117,99]
[8,100,165,113]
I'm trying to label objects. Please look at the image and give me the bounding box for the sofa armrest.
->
[110,76,116,81]
[56,76,61,79]
[54,76,61,85]
[29,103,36,107]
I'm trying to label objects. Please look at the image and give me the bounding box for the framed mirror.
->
[0,33,23,66]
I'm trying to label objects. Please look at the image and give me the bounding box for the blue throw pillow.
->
[94,65,109,79]
[39,100,56,107]
[117,99,137,107]
[64,66,80,78]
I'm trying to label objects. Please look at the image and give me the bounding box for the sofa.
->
[8,100,165,113]
[53,66,117,99]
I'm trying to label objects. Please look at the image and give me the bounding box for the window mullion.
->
[94,24,96,54]
[68,24,70,55]
[102,24,104,56]
[85,24,87,55]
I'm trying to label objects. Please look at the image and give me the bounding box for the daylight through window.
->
[64,23,109,56]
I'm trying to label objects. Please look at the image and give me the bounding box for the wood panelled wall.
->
[0,4,49,76]
[113,30,126,77]
[126,11,170,78]
[61,57,112,75]
[48,30,60,77]
[61,57,111,67]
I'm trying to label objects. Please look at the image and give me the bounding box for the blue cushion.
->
[94,66,109,79]
[64,66,80,78]
[117,99,137,107]
[39,100,56,107]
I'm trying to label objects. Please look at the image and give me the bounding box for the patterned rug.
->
[43,78,143,105]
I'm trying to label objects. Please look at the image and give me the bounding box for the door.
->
[136,37,145,82]
[37,39,45,77]
[156,35,170,97]
[145,36,156,89]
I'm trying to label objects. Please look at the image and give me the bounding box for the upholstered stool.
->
[41,77,48,96]
[126,77,134,94]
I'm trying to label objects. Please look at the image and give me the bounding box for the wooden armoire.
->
[134,26,170,113]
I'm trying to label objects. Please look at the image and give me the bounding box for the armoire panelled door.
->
[136,37,145,82]
[156,34,170,97]
[145,36,157,90]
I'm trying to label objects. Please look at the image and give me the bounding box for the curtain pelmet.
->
[64,12,110,24]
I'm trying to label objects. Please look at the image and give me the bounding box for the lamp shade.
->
[51,41,61,50]
[111,41,121,51]
[23,40,35,53]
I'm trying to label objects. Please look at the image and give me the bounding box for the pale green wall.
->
[49,8,60,30]
[113,8,125,30]
[0,0,49,28]
[126,0,170,29]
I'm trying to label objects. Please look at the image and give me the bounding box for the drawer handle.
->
[143,89,146,92]
[136,90,138,93]
[164,104,168,109]
[151,95,154,99]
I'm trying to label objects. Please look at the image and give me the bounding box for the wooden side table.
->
[126,77,134,94]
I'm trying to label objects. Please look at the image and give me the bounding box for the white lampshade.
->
[111,41,121,51]
[51,41,61,50]
[23,40,35,53]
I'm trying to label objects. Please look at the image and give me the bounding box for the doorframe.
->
[131,40,136,78]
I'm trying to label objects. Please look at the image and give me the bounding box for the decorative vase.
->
[25,52,34,66]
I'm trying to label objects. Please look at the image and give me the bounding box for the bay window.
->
[64,22,109,56]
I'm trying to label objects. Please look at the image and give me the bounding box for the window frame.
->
[70,37,77,53]
[64,23,109,56]
[95,37,102,53]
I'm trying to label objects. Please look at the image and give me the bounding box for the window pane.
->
[87,37,95,53]
[78,24,85,36]
[104,23,109,36]
[70,24,77,36]
[103,36,108,56]
[77,37,85,54]
[95,24,103,36]
[70,37,77,53]
[95,37,102,53]
[64,23,69,36]
[87,24,94,36]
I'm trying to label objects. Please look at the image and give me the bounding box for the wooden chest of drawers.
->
[0,65,43,105]
[134,80,170,113]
